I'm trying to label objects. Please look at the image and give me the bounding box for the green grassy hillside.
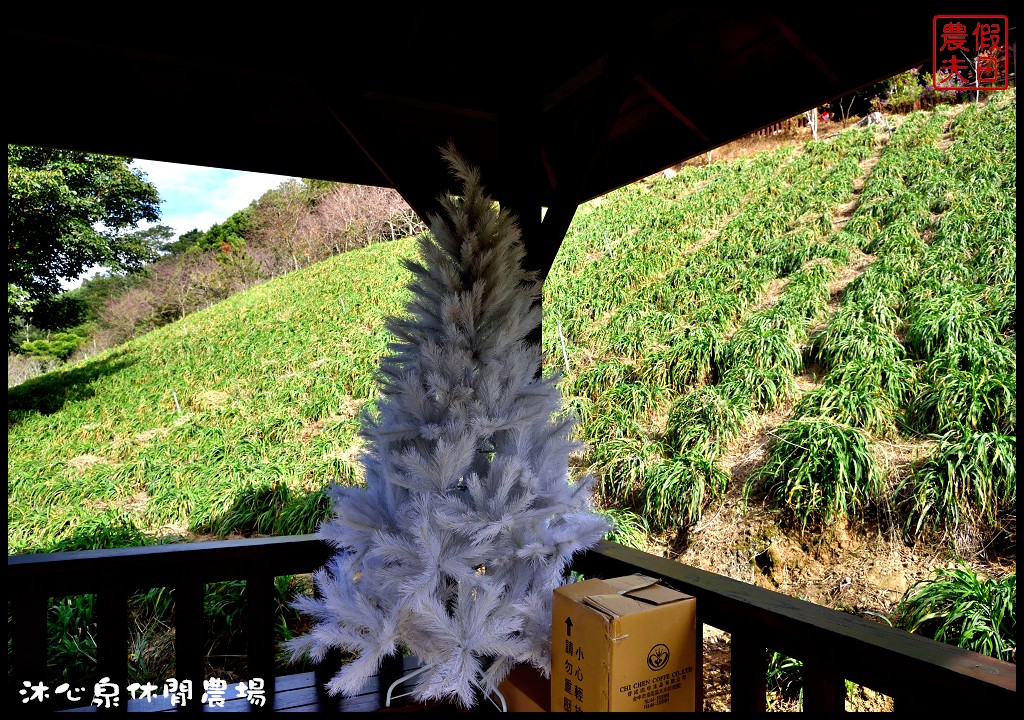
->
[9,92,1016,559]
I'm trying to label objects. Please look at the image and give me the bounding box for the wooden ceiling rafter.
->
[634,73,711,143]
[359,91,498,123]
[770,17,841,84]
[325,101,448,229]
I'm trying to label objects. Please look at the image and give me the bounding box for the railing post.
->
[803,663,847,712]
[695,618,706,712]
[174,582,206,707]
[246,574,277,703]
[96,587,130,712]
[10,588,48,700]
[730,632,767,712]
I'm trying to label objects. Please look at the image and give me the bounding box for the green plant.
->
[893,565,1016,662]
[824,357,917,408]
[746,417,883,531]
[590,436,663,504]
[643,452,729,530]
[46,595,99,686]
[571,360,634,402]
[906,361,1015,435]
[897,427,1016,544]
[640,325,724,390]
[764,650,860,711]
[719,320,804,376]
[765,650,804,703]
[718,362,798,413]
[664,385,752,457]
[839,281,906,334]
[19,328,92,361]
[904,290,1000,360]
[811,311,906,370]
[871,69,926,112]
[598,507,650,549]
[792,384,897,438]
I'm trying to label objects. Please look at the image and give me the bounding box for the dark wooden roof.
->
[6,9,977,273]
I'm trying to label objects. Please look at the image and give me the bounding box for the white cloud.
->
[132,159,298,238]
[60,161,297,289]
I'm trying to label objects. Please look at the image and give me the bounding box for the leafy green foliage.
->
[898,427,1016,544]
[893,565,1016,662]
[643,452,729,530]
[7,145,161,337]
[598,507,650,549]
[824,357,917,408]
[792,384,897,438]
[746,418,883,531]
[810,310,906,370]
[196,208,257,251]
[639,325,724,391]
[19,328,91,361]
[159,228,205,256]
[664,385,752,457]
[765,650,804,705]
[906,353,1015,435]
[719,314,805,375]
[904,289,1000,360]
[718,361,798,413]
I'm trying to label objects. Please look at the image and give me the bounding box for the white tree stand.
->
[385,664,507,711]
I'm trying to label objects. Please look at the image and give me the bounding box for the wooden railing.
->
[7,535,1016,712]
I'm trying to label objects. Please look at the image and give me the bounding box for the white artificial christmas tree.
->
[288,146,609,708]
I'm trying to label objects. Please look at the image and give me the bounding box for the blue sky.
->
[133,159,297,239]
[64,161,297,288]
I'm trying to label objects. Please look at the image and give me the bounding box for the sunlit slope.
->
[542,92,1015,547]
[8,238,418,552]
[9,91,1015,554]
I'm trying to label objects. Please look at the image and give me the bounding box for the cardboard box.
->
[551,574,696,712]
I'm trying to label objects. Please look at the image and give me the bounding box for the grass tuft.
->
[643,452,729,531]
[893,565,1016,662]
[897,426,1016,546]
[746,417,883,531]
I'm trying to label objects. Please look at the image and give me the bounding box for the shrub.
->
[746,417,883,531]
[893,565,1016,662]
[897,427,1016,545]
[19,329,90,361]
[643,452,730,530]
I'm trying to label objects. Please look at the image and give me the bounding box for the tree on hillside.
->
[159,228,205,257]
[7,145,162,343]
[194,208,256,252]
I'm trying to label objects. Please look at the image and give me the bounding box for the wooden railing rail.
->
[8,535,333,711]
[7,535,1016,712]
[573,540,1016,712]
